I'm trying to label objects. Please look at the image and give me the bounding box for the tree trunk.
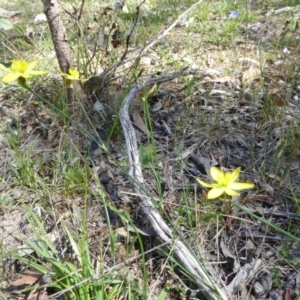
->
[41,0,87,101]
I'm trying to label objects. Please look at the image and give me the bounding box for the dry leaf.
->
[33,13,47,23]
[152,101,163,112]
[283,155,300,171]
[225,259,263,294]
[26,25,35,38]
[268,87,286,107]
[141,57,152,65]
[207,76,233,83]
[115,227,128,237]
[87,22,97,30]
[8,269,43,286]
[147,83,157,97]
[132,109,148,134]
[283,289,291,300]
[27,289,49,300]
[269,94,286,107]
[242,67,261,85]
[268,87,281,95]
[209,89,232,96]
[127,225,156,236]
[267,173,281,181]
[93,100,104,112]
[238,57,260,65]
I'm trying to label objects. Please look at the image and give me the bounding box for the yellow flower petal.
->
[197,166,254,200]
[0,59,47,84]
[61,68,80,81]
[229,167,241,183]
[224,187,240,196]
[210,166,224,183]
[0,64,12,72]
[11,60,27,72]
[26,60,38,71]
[2,72,22,83]
[27,70,48,76]
[69,69,79,79]
[224,171,232,184]
[22,73,34,79]
[207,187,225,199]
[196,178,219,188]
[228,182,254,190]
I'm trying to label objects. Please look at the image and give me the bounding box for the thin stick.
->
[140,0,204,55]
[120,0,146,60]
[86,0,204,90]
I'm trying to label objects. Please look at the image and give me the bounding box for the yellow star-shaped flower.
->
[197,167,254,199]
[60,68,86,88]
[61,68,80,81]
[0,59,48,84]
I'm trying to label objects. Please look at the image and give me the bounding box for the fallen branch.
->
[120,67,228,300]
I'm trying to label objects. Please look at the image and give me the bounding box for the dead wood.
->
[120,67,228,300]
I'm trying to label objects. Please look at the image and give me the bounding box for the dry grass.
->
[1,0,300,299]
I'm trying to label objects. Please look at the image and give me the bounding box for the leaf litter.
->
[1,1,300,299]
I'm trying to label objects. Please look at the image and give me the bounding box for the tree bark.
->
[41,0,87,100]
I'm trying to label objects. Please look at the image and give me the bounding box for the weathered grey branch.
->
[120,67,228,300]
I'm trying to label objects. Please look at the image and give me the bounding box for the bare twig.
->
[75,0,86,69]
[120,0,146,61]
[85,0,204,92]
[120,67,228,300]
[140,0,204,55]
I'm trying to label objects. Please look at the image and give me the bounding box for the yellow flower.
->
[197,167,254,199]
[60,68,86,88]
[0,59,48,84]
[61,68,80,81]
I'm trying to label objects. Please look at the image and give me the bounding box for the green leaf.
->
[14,24,25,35]
[202,213,221,222]
[0,18,13,30]
[157,287,169,300]
[139,144,156,165]
[288,18,299,32]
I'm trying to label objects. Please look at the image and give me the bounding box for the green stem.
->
[231,201,300,243]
